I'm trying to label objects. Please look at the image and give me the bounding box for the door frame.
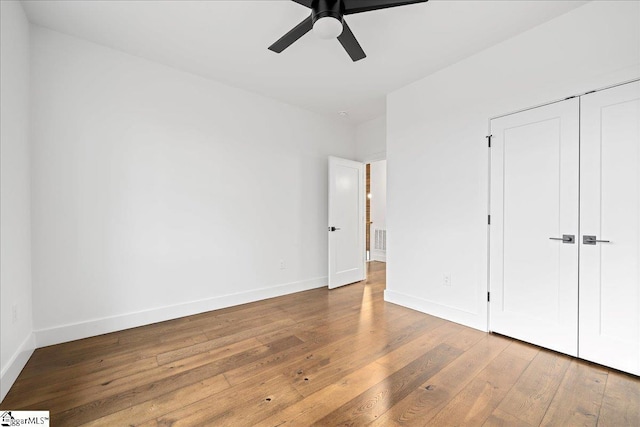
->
[366,158,388,264]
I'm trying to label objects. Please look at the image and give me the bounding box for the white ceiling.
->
[21,0,588,124]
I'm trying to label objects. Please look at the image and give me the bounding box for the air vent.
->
[374,229,386,251]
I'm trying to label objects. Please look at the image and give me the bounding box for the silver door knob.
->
[549,234,575,244]
[583,235,611,245]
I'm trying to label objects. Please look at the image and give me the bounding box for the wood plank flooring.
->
[2,262,639,426]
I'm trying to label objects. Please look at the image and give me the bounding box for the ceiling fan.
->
[269,0,429,62]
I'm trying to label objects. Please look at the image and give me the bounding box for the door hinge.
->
[487,292,490,302]
[486,135,492,147]
[488,215,491,225]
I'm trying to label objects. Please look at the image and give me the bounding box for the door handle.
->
[328,226,341,232]
[549,234,575,244]
[583,235,611,245]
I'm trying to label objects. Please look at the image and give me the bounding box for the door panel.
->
[490,98,579,356]
[328,156,365,289]
[579,81,640,375]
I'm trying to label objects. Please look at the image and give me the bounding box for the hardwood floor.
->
[2,262,639,426]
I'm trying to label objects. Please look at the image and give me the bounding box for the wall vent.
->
[374,229,387,251]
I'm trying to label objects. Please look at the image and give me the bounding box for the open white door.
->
[579,81,640,375]
[328,156,365,289]
[489,98,579,356]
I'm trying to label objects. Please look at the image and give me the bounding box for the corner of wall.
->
[0,0,34,404]
[0,334,35,403]
[355,115,387,162]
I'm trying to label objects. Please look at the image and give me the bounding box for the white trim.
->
[34,277,327,348]
[384,290,488,332]
[371,251,386,262]
[489,78,640,121]
[1,333,36,403]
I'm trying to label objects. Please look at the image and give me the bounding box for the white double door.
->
[490,81,640,375]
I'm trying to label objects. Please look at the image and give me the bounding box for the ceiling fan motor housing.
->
[311,0,344,25]
[269,0,428,61]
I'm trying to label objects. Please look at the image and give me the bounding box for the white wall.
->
[0,1,34,402]
[30,27,356,346]
[386,1,640,330]
[370,160,386,262]
[356,116,386,162]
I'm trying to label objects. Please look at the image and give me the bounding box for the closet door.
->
[490,98,579,356]
[579,81,640,375]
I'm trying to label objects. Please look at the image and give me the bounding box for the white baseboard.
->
[371,252,386,262]
[1,333,36,403]
[384,289,488,332]
[34,277,327,348]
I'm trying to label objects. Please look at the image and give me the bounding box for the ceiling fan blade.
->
[344,0,428,15]
[337,21,366,62]
[268,15,313,53]
[291,0,313,8]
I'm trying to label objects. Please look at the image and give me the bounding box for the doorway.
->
[366,160,387,263]
[327,156,385,289]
